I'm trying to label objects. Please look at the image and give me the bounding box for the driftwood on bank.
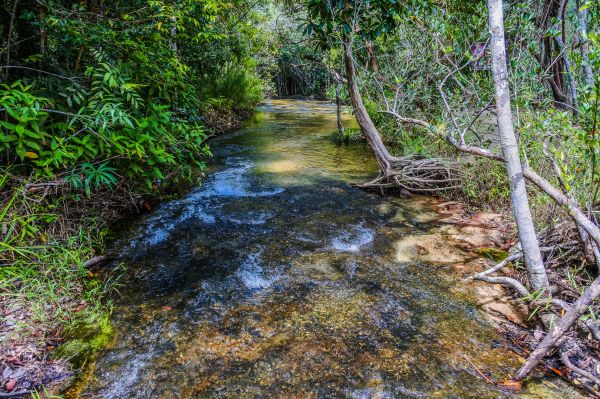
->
[516,275,600,379]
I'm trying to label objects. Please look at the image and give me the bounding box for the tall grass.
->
[0,169,114,346]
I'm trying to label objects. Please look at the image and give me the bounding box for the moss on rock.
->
[54,313,113,369]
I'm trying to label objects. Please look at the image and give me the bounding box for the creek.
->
[75,100,580,398]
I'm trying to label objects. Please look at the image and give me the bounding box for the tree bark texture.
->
[342,39,394,173]
[488,0,549,292]
[576,0,594,86]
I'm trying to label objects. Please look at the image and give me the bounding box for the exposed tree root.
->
[354,156,461,193]
[341,39,462,195]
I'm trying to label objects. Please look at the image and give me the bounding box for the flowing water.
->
[76,100,581,398]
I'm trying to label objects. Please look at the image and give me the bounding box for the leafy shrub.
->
[0,81,210,189]
[206,64,264,110]
[337,127,363,144]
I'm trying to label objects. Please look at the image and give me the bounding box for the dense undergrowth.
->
[0,0,273,394]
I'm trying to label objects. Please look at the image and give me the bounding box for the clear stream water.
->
[75,100,581,398]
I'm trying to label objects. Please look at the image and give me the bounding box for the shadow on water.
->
[75,100,582,398]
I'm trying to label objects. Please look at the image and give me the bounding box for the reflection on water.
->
[77,100,581,398]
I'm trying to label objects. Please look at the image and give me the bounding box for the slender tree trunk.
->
[38,3,47,76]
[554,35,578,113]
[488,0,549,292]
[170,16,178,53]
[553,0,578,113]
[576,0,594,87]
[5,0,19,80]
[342,39,393,173]
[335,84,345,135]
[365,40,379,73]
[537,0,568,105]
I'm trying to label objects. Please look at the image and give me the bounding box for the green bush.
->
[0,81,210,189]
[206,65,265,110]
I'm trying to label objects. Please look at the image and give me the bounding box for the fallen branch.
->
[0,391,31,398]
[25,180,65,193]
[515,275,600,380]
[466,252,523,282]
[473,275,531,298]
[559,342,600,386]
[83,255,110,269]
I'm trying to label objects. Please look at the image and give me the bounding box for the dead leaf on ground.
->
[498,379,522,390]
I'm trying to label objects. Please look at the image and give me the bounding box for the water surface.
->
[78,100,579,398]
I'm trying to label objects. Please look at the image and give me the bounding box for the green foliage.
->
[0,172,114,343]
[65,163,118,197]
[304,0,413,47]
[206,64,265,110]
[460,158,510,206]
[337,127,362,144]
[0,81,210,189]
[0,1,271,390]
[0,82,53,162]
[0,0,270,191]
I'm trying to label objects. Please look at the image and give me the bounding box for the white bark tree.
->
[487,0,549,292]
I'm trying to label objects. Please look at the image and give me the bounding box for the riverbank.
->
[0,107,252,397]
[2,100,590,398]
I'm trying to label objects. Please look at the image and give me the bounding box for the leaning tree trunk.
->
[342,39,393,173]
[341,38,460,193]
[488,0,549,292]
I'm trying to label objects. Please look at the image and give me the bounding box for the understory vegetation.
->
[0,0,273,395]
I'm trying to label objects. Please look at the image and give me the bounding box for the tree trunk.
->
[488,0,549,292]
[4,0,19,80]
[537,0,568,105]
[576,0,594,87]
[365,40,379,73]
[335,84,345,135]
[342,39,393,173]
[554,34,578,114]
